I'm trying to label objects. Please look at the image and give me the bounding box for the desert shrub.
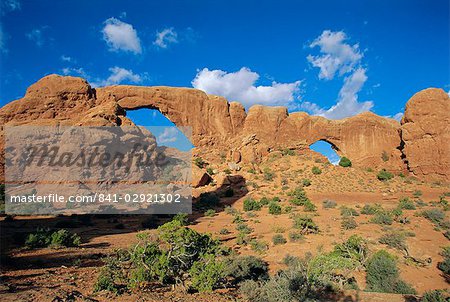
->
[206,167,214,175]
[243,198,262,212]
[288,187,310,206]
[263,167,275,181]
[250,239,269,253]
[292,215,319,234]
[339,157,352,167]
[379,232,407,251]
[236,223,253,234]
[194,157,205,168]
[302,178,312,187]
[204,209,216,217]
[420,209,445,224]
[381,151,389,162]
[421,290,448,302]
[189,254,224,292]
[240,253,357,302]
[272,196,281,202]
[219,228,230,235]
[288,231,304,242]
[333,235,369,264]
[340,206,359,217]
[341,217,357,230]
[223,255,269,284]
[371,211,393,225]
[303,200,317,212]
[268,202,282,215]
[311,166,322,175]
[398,197,416,210]
[377,169,393,181]
[232,213,244,224]
[438,246,450,275]
[224,168,231,175]
[272,234,287,245]
[259,196,270,206]
[323,200,337,209]
[25,228,80,249]
[224,205,237,215]
[413,190,423,198]
[172,213,189,226]
[94,257,125,293]
[281,148,296,156]
[361,204,382,215]
[366,250,416,294]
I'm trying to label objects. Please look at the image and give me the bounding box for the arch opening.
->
[309,140,341,165]
[126,108,194,151]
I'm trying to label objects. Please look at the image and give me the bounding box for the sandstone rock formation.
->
[401,88,450,181]
[1,74,449,181]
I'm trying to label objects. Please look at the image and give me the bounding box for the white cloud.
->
[3,0,21,13]
[61,67,88,78]
[60,55,73,62]
[303,30,374,119]
[307,30,362,80]
[102,18,142,54]
[391,112,403,121]
[158,127,178,143]
[94,66,142,87]
[26,28,45,47]
[154,27,178,49]
[192,67,300,107]
[302,68,372,119]
[61,66,144,87]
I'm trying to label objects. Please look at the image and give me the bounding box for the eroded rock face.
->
[1,74,449,181]
[401,88,450,181]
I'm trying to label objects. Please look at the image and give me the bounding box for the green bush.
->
[333,235,368,264]
[398,197,416,210]
[379,232,407,251]
[377,169,394,181]
[422,290,448,302]
[223,255,269,284]
[194,157,205,168]
[438,246,450,275]
[303,200,317,212]
[288,187,310,206]
[302,178,312,187]
[420,209,445,225]
[50,229,81,248]
[263,167,275,181]
[288,230,304,242]
[341,217,357,230]
[272,234,287,245]
[268,202,282,215]
[243,198,262,211]
[371,211,393,225]
[250,239,269,253]
[366,250,416,294]
[206,167,214,175]
[172,213,189,226]
[311,166,322,175]
[25,228,80,249]
[292,215,319,234]
[259,197,270,206]
[204,209,216,217]
[236,223,253,234]
[340,206,359,217]
[338,157,352,167]
[189,254,224,292]
[361,204,382,215]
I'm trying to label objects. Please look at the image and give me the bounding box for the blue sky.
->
[1,0,449,158]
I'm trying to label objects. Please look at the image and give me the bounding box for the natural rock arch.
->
[1,74,449,181]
